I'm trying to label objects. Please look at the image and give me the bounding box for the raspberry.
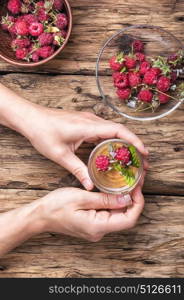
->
[124,56,137,69]
[15,20,29,36]
[31,50,40,62]
[115,147,131,164]
[60,29,67,38]
[11,38,31,49]
[158,93,170,104]
[23,14,38,25]
[112,72,121,81]
[36,1,44,7]
[114,73,129,89]
[151,67,161,76]
[29,22,43,36]
[138,89,153,103]
[38,33,54,46]
[170,71,177,83]
[116,88,131,100]
[56,13,68,29]
[7,0,21,14]
[157,76,171,92]
[143,69,158,85]
[139,61,150,75]
[53,32,65,46]
[8,23,17,36]
[53,0,64,10]
[15,48,28,60]
[132,39,144,52]
[135,52,145,62]
[1,15,15,31]
[109,56,125,71]
[37,8,49,22]
[129,72,141,87]
[38,46,54,58]
[95,155,110,171]
[167,53,178,66]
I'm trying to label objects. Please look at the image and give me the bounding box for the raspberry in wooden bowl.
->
[96,25,184,121]
[0,0,72,67]
[88,139,143,194]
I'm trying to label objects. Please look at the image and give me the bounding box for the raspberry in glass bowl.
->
[0,0,72,67]
[96,25,184,121]
[88,139,143,194]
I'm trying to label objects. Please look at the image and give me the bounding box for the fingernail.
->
[83,179,93,190]
[117,194,132,206]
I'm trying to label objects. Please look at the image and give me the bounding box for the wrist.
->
[0,83,39,138]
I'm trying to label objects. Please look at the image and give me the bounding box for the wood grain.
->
[0,189,184,278]
[0,73,184,195]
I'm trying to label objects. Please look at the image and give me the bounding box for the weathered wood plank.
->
[0,189,183,278]
[0,0,183,74]
[0,73,183,195]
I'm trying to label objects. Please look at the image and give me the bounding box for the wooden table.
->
[0,0,184,278]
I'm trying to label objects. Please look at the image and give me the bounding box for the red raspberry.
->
[157,76,171,92]
[124,56,137,69]
[112,72,121,81]
[7,0,21,14]
[116,88,131,100]
[1,15,15,31]
[11,38,31,49]
[114,73,129,89]
[139,61,150,75]
[158,93,170,104]
[135,52,145,62]
[38,46,54,58]
[115,147,131,164]
[95,155,110,171]
[109,56,124,71]
[53,31,65,45]
[132,39,144,52]
[36,1,44,7]
[143,69,158,85]
[129,72,141,87]
[23,14,38,25]
[15,48,28,60]
[37,8,49,22]
[8,23,17,36]
[170,71,177,83]
[15,20,29,35]
[151,67,161,76]
[56,13,68,29]
[31,50,40,62]
[53,0,64,10]
[38,33,54,46]
[167,53,178,66]
[29,22,43,36]
[138,89,153,103]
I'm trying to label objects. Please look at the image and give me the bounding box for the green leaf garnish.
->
[152,56,171,76]
[128,145,140,168]
[114,164,136,186]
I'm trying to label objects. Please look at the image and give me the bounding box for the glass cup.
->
[88,139,143,195]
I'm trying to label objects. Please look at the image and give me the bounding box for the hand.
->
[41,178,145,242]
[25,108,148,190]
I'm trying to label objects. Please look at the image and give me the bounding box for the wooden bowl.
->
[0,0,72,67]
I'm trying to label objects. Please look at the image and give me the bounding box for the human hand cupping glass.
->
[25,108,148,190]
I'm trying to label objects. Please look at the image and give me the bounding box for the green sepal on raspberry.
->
[128,145,141,168]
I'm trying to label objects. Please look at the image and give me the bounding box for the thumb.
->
[79,191,132,210]
[61,152,94,191]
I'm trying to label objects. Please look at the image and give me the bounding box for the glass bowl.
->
[88,139,143,195]
[96,25,184,121]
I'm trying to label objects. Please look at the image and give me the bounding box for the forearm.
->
[0,199,45,257]
[0,83,39,138]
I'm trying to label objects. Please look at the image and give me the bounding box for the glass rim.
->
[96,24,184,121]
[88,139,143,194]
